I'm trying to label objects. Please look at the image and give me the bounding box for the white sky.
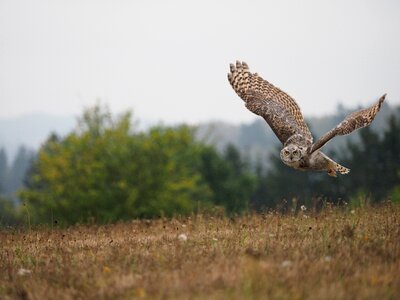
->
[0,0,399,124]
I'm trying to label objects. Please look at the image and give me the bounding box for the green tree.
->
[0,195,18,226]
[198,144,256,214]
[20,105,213,224]
[0,148,7,193]
[342,111,400,202]
[129,126,212,218]
[3,146,35,200]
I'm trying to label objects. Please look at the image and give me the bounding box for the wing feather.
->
[310,94,386,154]
[228,61,312,145]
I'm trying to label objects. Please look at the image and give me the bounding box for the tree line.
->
[0,147,35,197]
[0,146,35,225]
[1,105,399,226]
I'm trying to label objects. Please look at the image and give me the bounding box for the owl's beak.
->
[289,155,293,160]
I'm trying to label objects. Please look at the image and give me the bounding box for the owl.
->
[228,61,386,177]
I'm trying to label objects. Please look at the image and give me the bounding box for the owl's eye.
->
[293,150,298,155]
[284,149,290,156]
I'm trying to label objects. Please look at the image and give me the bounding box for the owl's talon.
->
[327,169,337,177]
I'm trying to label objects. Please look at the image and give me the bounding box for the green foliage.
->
[0,148,7,192]
[0,146,35,202]
[348,189,371,208]
[21,106,205,223]
[16,106,400,224]
[198,144,256,213]
[344,112,400,203]
[0,196,18,225]
[129,126,213,218]
[20,105,255,225]
[389,186,400,204]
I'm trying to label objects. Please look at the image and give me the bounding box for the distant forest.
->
[0,147,35,201]
[0,102,399,225]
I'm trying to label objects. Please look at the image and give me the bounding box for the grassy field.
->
[1,204,399,299]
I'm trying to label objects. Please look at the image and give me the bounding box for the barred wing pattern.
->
[227,61,312,146]
[310,94,386,153]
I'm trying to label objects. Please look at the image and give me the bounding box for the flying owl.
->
[228,61,386,177]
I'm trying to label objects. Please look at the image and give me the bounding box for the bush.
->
[20,105,255,225]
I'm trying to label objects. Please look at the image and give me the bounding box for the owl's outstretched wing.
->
[228,61,312,145]
[310,94,386,154]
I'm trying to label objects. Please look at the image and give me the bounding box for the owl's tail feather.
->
[328,162,350,177]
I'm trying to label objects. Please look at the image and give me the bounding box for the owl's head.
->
[280,145,306,166]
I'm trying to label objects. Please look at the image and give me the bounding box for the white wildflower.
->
[178,233,188,242]
[300,205,307,211]
[17,268,31,276]
[281,260,293,268]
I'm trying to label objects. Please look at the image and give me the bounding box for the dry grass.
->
[1,204,399,300]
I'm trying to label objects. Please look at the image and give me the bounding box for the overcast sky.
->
[1,0,399,124]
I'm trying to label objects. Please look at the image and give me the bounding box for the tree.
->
[20,105,213,224]
[0,195,18,226]
[128,125,213,218]
[3,146,35,200]
[198,144,256,214]
[342,111,400,202]
[0,148,7,193]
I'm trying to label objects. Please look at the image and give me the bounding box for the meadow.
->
[1,204,399,300]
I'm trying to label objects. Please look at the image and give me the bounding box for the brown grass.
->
[1,204,400,300]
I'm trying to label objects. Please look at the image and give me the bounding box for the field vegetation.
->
[1,204,399,299]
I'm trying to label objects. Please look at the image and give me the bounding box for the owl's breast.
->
[282,158,304,170]
[295,157,311,170]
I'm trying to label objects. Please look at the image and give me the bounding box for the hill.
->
[0,113,75,161]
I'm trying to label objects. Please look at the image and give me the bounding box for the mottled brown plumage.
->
[310,95,386,153]
[228,61,386,176]
[228,61,313,146]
